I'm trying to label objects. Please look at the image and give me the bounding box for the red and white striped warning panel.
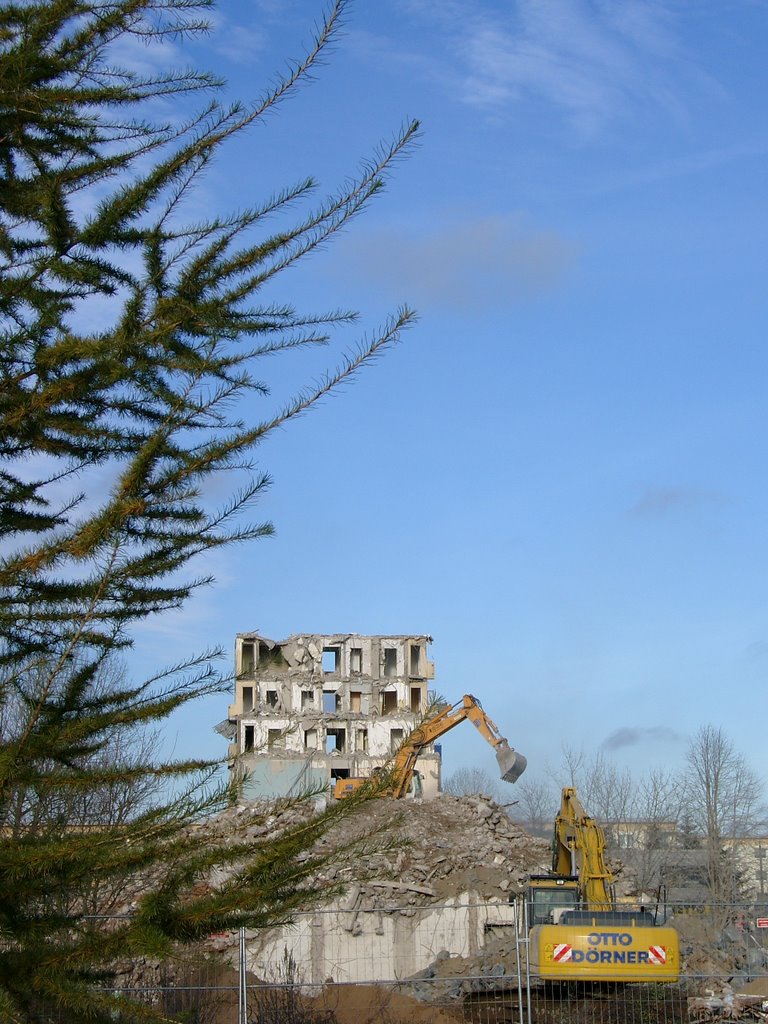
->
[553,944,573,962]
[648,946,667,965]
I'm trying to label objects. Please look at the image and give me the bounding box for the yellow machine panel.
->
[530,922,679,982]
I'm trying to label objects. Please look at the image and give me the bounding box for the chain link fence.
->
[32,901,768,1023]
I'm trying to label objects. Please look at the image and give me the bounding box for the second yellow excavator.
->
[333,693,526,799]
[523,787,679,982]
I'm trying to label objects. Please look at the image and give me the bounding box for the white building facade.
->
[225,633,440,799]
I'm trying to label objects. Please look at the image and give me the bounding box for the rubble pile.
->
[109,790,768,1015]
[311,793,550,905]
[113,793,548,995]
[688,986,768,1022]
[405,930,523,1001]
[196,791,550,910]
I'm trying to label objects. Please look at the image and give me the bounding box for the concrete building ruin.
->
[225,633,440,799]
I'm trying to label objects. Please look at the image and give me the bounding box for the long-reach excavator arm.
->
[390,694,526,797]
[334,693,526,799]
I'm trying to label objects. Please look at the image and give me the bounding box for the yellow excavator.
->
[333,694,526,799]
[523,787,679,982]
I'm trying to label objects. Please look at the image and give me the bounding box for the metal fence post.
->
[238,926,248,1024]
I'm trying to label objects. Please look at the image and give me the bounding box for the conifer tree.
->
[0,2,418,1019]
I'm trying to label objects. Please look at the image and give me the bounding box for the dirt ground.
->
[311,983,464,1024]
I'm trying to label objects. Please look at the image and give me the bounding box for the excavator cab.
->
[525,876,580,926]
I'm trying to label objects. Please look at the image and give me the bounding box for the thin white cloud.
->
[461,0,683,133]
[336,214,577,310]
[206,10,267,64]
[389,0,696,135]
[105,30,183,80]
[594,138,768,192]
[105,10,266,79]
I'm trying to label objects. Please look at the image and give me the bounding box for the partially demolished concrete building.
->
[226,633,440,799]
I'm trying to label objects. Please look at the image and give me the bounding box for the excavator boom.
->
[335,693,525,799]
[458,697,527,783]
[553,786,613,908]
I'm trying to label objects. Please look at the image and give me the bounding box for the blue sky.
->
[131,0,768,790]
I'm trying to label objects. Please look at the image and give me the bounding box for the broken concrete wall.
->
[240,760,328,800]
[245,893,516,985]
[228,634,434,717]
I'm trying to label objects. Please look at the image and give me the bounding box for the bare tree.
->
[547,747,678,895]
[589,754,635,833]
[554,745,635,831]
[514,776,557,837]
[618,769,683,896]
[443,767,501,802]
[1,657,164,916]
[555,744,588,790]
[683,725,764,902]
[638,769,682,829]
[2,658,157,831]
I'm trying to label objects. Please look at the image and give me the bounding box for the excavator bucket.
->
[495,740,527,784]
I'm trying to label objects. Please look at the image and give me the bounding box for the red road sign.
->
[756,919,768,928]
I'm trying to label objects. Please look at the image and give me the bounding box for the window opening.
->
[350,647,363,673]
[241,686,254,713]
[326,728,346,753]
[301,690,314,710]
[323,691,339,714]
[330,768,350,781]
[350,691,361,713]
[257,642,287,672]
[410,686,422,713]
[383,648,397,678]
[244,725,255,752]
[390,728,404,754]
[356,728,368,753]
[240,641,255,676]
[322,647,340,673]
[266,690,278,708]
[267,729,281,750]
[410,644,421,676]
[381,690,397,714]
[304,728,317,750]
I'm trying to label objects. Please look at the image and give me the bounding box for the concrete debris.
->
[192,791,550,912]
[199,792,551,993]
[688,987,768,1022]
[403,922,523,1001]
[304,793,550,905]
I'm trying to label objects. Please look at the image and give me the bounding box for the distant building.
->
[223,632,439,799]
[605,819,768,903]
